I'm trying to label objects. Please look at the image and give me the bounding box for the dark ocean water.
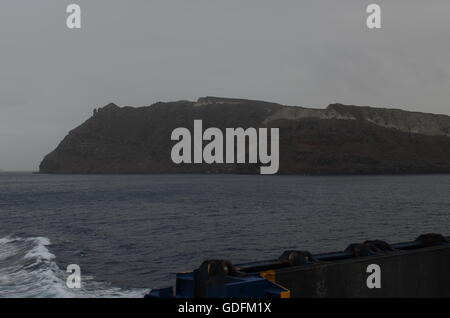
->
[0,172,449,297]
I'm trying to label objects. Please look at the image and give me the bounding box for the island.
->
[40,97,450,174]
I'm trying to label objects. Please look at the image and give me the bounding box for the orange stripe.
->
[260,270,276,282]
[260,270,291,298]
[280,290,291,298]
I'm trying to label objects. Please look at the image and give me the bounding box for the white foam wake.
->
[0,236,147,298]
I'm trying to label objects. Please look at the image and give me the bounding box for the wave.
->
[0,236,148,298]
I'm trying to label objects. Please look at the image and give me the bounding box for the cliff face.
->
[39,97,450,174]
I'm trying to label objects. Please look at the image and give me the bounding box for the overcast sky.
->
[1,0,449,171]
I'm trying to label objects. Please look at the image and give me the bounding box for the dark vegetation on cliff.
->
[40,97,450,174]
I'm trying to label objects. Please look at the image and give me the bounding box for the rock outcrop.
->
[39,97,450,174]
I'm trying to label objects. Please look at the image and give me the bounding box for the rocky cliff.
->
[39,97,450,174]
